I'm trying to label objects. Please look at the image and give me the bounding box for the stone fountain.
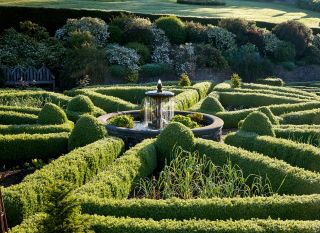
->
[98,80,224,145]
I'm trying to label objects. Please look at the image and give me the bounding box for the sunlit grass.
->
[0,0,319,28]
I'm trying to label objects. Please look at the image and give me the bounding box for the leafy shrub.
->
[108,25,124,43]
[110,14,134,30]
[194,44,228,70]
[230,73,241,88]
[273,41,296,62]
[187,112,204,123]
[67,95,95,113]
[140,63,171,77]
[240,111,275,136]
[60,47,108,89]
[68,115,107,150]
[55,17,109,47]
[37,103,68,125]
[171,114,199,129]
[0,132,68,163]
[106,43,140,73]
[124,17,154,46]
[74,139,157,199]
[0,111,38,125]
[206,25,236,51]
[185,21,207,43]
[79,195,320,221]
[135,148,273,199]
[179,73,191,86]
[174,43,196,76]
[225,131,320,173]
[219,18,255,45]
[125,42,151,64]
[4,137,124,226]
[155,16,186,44]
[313,34,320,49]
[109,65,130,78]
[228,43,273,82]
[0,28,65,70]
[272,20,313,56]
[256,77,284,86]
[302,45,320,65]
[108,114,135,128]
[65,30,94,49]
[150,27,172,65]
[19,21,49,41]
[246,27,268,53]
[263,32,281,54]
[156,122,195,167]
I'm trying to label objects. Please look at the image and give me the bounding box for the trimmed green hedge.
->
[225,131,320,172]
[190,95,224,114]
[0,121,74,135]
[281,109,320,125]
[3,137,124,226]
[240,111,275,136]
[190,81,213,99]
[0,111,38,125]
[79,194,320,220]
[217,92,305,108]
[0,132,69,163]
[64,90,138,112]
[74,139,157,199]
[195,138,320,195]
[256,77,285,87]
[241,83,318,99]
[37,103,68,125]
[274,125,320,145]
[269,102,320,116]
[174,89,200,110]
[0,105,41,115]
[83,215,320,233]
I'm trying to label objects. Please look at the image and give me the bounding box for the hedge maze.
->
[2,81,320,232]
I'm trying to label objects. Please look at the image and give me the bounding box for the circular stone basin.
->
[98,110,224,145]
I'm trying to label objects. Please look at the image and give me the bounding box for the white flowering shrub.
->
[206,25,236,51]
[105,43,140,73]
[174,43,196,76]
[55,17,109,47]
[313,34,320,50]
[263,32,281,54]
[151,26,172,65]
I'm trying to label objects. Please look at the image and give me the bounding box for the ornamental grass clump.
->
[134,147,275,199]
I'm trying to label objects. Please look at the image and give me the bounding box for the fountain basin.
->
[98,110,224,145]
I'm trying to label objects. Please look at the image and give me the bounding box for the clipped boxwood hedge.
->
[83,215,320,233]
[0,132,69,163]
[65,90,138,112]
[195,138,320,195]
[256,77,285,87]
[269,102,320,116]
[0,121,74,135]
[74,139,157,199]
[274,125,320,145]
[0,105,41,115]
[10,213,49,233]
[3,137,124,226]
[37,103,68,125]
[79,194,320,221]
[0,111,38,125]
[174,89,200,110]
[190,81,213,99]
[281,109,320,125]
[240,111,275,136]
[225,131,320,172]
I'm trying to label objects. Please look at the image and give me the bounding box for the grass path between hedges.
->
[0,0,320,28]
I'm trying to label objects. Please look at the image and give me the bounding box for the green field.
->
[0,0,320,28]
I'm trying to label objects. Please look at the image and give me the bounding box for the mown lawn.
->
[0,0,319,28]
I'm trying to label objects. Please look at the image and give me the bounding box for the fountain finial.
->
[157,79,162,93]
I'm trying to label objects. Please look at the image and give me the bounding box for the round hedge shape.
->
[67,95,95,113]
[108,114,135,128]
[37,103,68,125]
[68,114,107,151]
[200,96,224,114]
[240,111,275,136]
[258,106,279,125]
[155,16,186,44]
[156,122,195,167]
